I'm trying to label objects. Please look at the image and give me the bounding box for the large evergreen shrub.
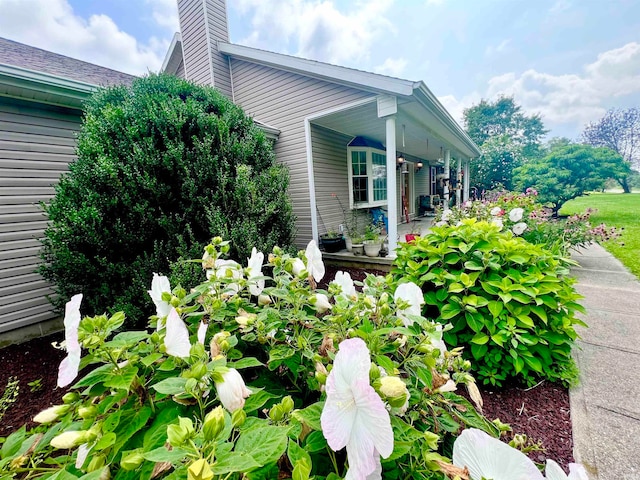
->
[40,74,296,320]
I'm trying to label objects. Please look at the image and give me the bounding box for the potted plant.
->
[405,221,422,243]
[320,229,346,253]
[350,233,365,256]
[363,223,382,257]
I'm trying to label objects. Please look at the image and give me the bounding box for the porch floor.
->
[322,215,435,271]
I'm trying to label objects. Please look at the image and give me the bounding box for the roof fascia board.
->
[161,32,183,73]
[413,82,481,157]
[0,64,95,108]
[218,42,414,96]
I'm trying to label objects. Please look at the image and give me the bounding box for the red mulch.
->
[0,266,573,470]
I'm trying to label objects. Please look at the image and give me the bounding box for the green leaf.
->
[471,333,490,345]
[104,365,138,391]
[94,432,116,451]
[151,377,188,395]
[287,440,311,468]
[303,431,328,453]
[488,301,503,318]
[235,426,289,467]
[111,406,152,456]
[228,357,264,369]
[74,364,114,388]
[212,452,261,474]
[105,331,148,348]
[448,283,465,293]
[0,426,26,459]
[142,447,189,464]
[440,303,461,320]
[141,352,164,367]
[523,356,543,373]
[243,389,278,414]
[375,355,397,374]
[292,402,323,432]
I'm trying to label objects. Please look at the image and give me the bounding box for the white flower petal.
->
[394,283,424,326]
[215,368,251,412]
[332,271,356,299]
[148,273,171,321]
[76,443,90,469]
[568,463,589,480]
[57,352,81,388]
[247,247,265,296]
[509,208,524,222]
[197,321,208,345]
[512,222,527,236]
[453,429,544,480]
[292,258,306,277]
[165,308,191,358]
[57,294,83,388]
[546,459,569,480]
[306,240,325,283]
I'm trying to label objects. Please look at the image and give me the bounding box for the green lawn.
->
[560,193,640,278]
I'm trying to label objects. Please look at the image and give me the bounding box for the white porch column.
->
[463,160,470,202]
[385,116,398,255]
[456,157,462,206]
[444,149,451,209]
[377,94,398,256]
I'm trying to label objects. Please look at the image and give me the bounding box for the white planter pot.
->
[352,243,364,256]
[345,236,353,252]
[363,241,381,257]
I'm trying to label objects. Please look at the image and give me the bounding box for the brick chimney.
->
[177,0,233,98]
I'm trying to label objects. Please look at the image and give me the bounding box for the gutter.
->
[412,81,481,157]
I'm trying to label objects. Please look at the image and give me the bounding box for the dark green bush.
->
[40,74,296,321]
[392,219,585,387]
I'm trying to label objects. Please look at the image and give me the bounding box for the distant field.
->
[560,193,640,278]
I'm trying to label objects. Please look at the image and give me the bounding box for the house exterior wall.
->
[310,124,351,236]
[229,58,374,246]
[176,58,186,79]
[177,0,233,98]
[0,97,81,333]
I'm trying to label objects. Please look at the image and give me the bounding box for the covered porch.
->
[305,92,479,256]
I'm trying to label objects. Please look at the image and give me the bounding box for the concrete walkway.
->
[570,243,640,480]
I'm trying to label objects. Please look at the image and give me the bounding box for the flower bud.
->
[369,363,381,381]
[120,450,144,471]
[78,406,98,420]
[281,396,294,414]
[188,458,214,480]
[167,417,195,447]
[269,404,284,422]
[87,455,106,473]
[378,376,410,410]
[231,409,246,428]
[62,392,80,404]
[310,294,331,313]
[34,404,70,424]
[50,430,94,449]
[215,368,251,413]
[258,294,272,306]
[202,406,225,442]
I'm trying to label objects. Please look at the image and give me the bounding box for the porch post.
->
[444,149,451,210]
[385,116,398,255]
[463,160,470,202]
[456,157,462,206]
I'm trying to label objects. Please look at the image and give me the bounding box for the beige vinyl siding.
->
[310,125,351,236]
[204,0,233,98]
[178,0,213,85]
[0,98,81,333]
[176,59,186,79]
[230,58,374,246]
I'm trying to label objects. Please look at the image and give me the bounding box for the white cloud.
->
[0,0,169,75]
[234,0,394,65]
[438,93,481,127]
[374,57,408,78]
[146,0,180,31]
[441,42,640,134]
[485,39,511,57]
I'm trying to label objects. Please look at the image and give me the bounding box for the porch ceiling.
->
[312,98,475,161]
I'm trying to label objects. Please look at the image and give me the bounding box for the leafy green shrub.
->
[435,189,622,255]
[393,219,586,387]
[4,239,500,479]
[40,74,295,321]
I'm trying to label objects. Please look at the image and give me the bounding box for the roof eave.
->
[412,81,481,157]
[0,63,96,109]
[218,42,415,96]
[161,32,183,74]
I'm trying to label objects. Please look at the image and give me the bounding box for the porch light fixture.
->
[396,153,405,166]
[416,161,423,172]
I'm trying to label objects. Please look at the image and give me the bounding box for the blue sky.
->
[1,0,639,140]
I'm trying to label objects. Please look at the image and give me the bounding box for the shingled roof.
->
[0,37,135,87]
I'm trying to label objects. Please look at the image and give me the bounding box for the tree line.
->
[463,97,639,214]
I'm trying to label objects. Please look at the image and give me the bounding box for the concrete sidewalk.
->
[570,243,640,480]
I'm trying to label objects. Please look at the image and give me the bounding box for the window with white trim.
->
[347,145,388,209]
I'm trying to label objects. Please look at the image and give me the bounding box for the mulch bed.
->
[0,265,573,470]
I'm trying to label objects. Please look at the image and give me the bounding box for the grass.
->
[560,193,640,278]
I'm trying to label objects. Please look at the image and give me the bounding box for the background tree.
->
[513,143,630,215]
[582,107,640,193]
[464,96,547,191]
[41,74,296,321]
